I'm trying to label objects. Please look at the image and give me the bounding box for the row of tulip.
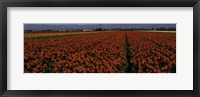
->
[24,31,176,73]
[24,32,126,73]
[126,32,176,73]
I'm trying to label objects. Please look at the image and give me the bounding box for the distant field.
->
[24,31,108,40]
[143,31,176,33]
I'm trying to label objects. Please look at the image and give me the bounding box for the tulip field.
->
[24,31,176,73]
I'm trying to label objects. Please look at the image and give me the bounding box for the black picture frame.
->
[0,0,199,97]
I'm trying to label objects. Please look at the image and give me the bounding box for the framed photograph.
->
[0,0,199,97]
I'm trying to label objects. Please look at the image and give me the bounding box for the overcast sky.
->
[24,24,176,30]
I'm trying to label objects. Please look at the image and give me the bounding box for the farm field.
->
[24,31,176,73]
[24,31,108,40]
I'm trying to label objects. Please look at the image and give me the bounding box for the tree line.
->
[25,27,176,32]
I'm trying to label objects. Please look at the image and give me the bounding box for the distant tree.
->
[26,30,33,32]
[95,28,102,31]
